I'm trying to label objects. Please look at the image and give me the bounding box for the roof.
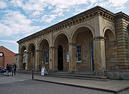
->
[17,6,129,44]
[0,46,16,56]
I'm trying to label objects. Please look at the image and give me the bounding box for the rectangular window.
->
[44,51,49,64]
[76,45,81,62]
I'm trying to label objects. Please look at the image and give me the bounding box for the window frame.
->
[76,45,82,62]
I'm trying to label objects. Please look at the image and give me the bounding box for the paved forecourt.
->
[0,73,129,94]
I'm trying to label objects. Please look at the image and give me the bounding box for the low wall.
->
[106,70,129,80]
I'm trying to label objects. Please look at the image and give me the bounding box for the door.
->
[58,45,63,71]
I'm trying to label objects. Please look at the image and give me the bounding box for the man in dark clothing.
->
[13,64,17,75]
[23,62,26,70]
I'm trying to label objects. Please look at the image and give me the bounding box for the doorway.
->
[58,45,63,71]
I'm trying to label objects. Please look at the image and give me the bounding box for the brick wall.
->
[0,46,16,68]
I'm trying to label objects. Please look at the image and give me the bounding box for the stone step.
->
[17,70,107,80]
[47,72,107,80]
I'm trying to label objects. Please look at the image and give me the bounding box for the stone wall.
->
[17,6,129,75]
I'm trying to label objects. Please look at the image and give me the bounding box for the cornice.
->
[17,6,115,44]
[115,12,129,22]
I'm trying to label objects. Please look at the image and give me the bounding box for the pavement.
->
[33,74,129,94]
[0,77,111,94]
[1,73,129,94]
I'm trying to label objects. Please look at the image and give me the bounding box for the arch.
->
[20,46,26,53]
[103,26,116,40]
[54,33,69,71]
[28,43,35,54]
[27,43,36,70]
[71,26,94,72]
[38,38,50,48]
[39,39,49,71]
[104,29,115,41]
[20,46,27,70]
[39,39,49,47]
[104,29,116,70]
[54,31,70,44]
[71,24,95,41]
[72,27,94,43]
[54,33,69,46]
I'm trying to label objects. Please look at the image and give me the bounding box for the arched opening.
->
[28,44,35,70]
[54,34,69,71]
[72,27,94,72]
[58,45,63,71]
[104,29,116,70]
[39,39,49,71]
[21,46,26,70]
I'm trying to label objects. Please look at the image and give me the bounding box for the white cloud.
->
[10,0,23,7]
[0,10,40,37]
[11,0,47,16]
[109,0,128,6]
[9,0,129,23]
[0,40,16,44]
[89,0,97,3]
[41,15,57,23]
[1,0,128,36]
[0,1,7,9]
[10,0,88,19]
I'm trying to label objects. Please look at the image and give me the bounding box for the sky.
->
[0,0,129,53]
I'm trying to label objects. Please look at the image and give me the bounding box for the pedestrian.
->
[6,64,9,76]
[13,64,17,75]
[41,66,48,76]
[23,62,26,70]
[11,65,14,76]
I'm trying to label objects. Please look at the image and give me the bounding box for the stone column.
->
[115,18,129,67]
[69,43,76,72]
[49,46,56,71]
[49,47,53,71]
[35,49,41,71]
[25,51,29,70]
[93,37,106,74]
[18,53,23,70]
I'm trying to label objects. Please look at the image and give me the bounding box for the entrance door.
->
[58,45,63,71]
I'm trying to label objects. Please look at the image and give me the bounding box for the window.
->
[44,51,49,64]
[76,45,81,62]
[0,53,3,57]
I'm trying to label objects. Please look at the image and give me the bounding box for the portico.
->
[17,6,129,75]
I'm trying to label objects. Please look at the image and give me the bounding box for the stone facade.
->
[17,6,129,75]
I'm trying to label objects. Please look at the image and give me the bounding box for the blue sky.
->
[0,0,129,53]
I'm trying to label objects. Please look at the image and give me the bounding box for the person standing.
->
[6,64,9,76]
[11,65,14,76]
[13,64,17,75]
[23,62,26,70]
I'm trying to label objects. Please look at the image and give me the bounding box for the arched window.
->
[0,52,4,57]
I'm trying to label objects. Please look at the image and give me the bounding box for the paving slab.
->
[3,73,129,94]
[33,75,129,93]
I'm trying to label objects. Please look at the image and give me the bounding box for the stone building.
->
[17,6,129,75]
[0,46,16,68]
